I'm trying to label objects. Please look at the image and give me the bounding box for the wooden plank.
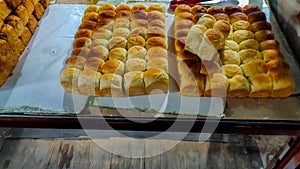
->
[223,143,237,169]
[67,140,92,169]
[243,135,264,169]
[89,140,112,169]
[159,140,182,169]
[145,139,161,169]
[206,142,225,169]
[229,135,253,169]
[0,128,11,151]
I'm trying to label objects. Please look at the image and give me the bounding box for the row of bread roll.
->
[60,67,169,96]
[0,0,48,86]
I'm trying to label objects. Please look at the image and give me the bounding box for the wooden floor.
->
[0,128,266,169]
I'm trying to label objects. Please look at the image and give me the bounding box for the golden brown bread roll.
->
[96,19,114,30]
[213,20,232,38]
[11,38,25,54]
[207,6,223,15]
[204,73,228,97]
[223,40,239,51]
[180,73,205,96]
[78,69,102,96]
[99,3,116,11]
[84,57,105,72]
[185,24,207,54]
[232,30,255,44]
[261,49,284,62]
[147,57,168,72]
[223,5,242,15]
[148,10,165,21]
[115,10,132,20]
[131,10,148,20]
[108,48,127,61]
[22,0,35,14]
[83,12,98,22]
[174,29,189,39]
[222,64,243,78]
[221,50,240,65]
[146,26,166,39]
[248,74,272,98]
[100,73,123,97]
[20,26,32,45]
[6,15,24,36]
[131,4,147,13]
[227,75,250,97]
[175,12,193,22]
[0,24,18,46]
[0,19,3,29]
[175,37,186,53]
[242,4,261,15]
[192,13,206,23]
[84,5,99,14]
[124,71,145,96]
[73,37,91,48]
[145,37,167,49]
[174,19,194,31]
[266,60,290,75]
[202,28,225,50]
[89,45,109,59]
[248,11,266,24]
[177,60,200,76]
[252,21,272,32]
[71,47,90,57]
[33,3,45,20]
[130,27,147,39]
[270,74,295,98]
[239,49,262,64]
[127,35,145,49]
[231,20,252,32]
[108,37,127,49]
[102,59,124,75]
[239,39,259,50]
[128,46,147,59]
[191,5,207,15]
[148,20,165,29]
[93,28,112,40]
[27,15,38,34]
[197,17,216,29]
[200,60,222,75]
[213,13,230,22]
[255,30,274,42]
[65,55,87,70]
[130,19,148,29]
[112,28,130,39]
[4,0,21,9]
[125,58,146,72]
[60,68,81,94]
[174,4,191,15]
[144,68,169,94]
[113,18,130,30]
[147,3,165,13]
[79,20,97,30]
[229,12,248,24]
[91,39,108,48]
[40,0,49,8]
[75,29,93,39]
[260,40,280,51]
[177,50,200,62]
[115,4,131,12]
[147,47,167,60]
[240,59,267,77]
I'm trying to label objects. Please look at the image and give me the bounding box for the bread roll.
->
[71,47,90,57]
[125,58,146,72]
[174,4,191,15]
[91,39,108,48]
[230,12,248,24]
[15,5,29,24]
[145,37,167,49]
[148,10,165,21]
[96,19,114,30]
[93,28,112,40]
[84,57,105,72]
[213,13,230,22]
[148,20,165,29]
[127,35,145,49]
[174,29,189,39]
[177,49,200,62]
[144,68,169,94]
[128,46,147,59]
[0,24,18,46]
[124,71,145,96]
[75,29,93,38]
[20,26,32,45]
[108,37,127,49]
[102,59,124,75]
[130,27,147,39]
[239,39,259,50]
[115,10,132,20]
[199,29,224,58]
[78,69,102,96]
[4,0,21,9]
[147,47,167,60]
[200,60,222,75]
[223,40,239,51]
[262,49,284,62]
[112,28,130,39]
[185,24,207,54]
[83,12,98,22]
[221,50,240,65]
[252,21,272,32]
[191,5,207,15]
[131,4,147,13]
[84,5,99,14]
[60,68,81,94]
[177,60,200,76]
[227,75,250,97]
[204,73,228,97]
[267,60,290,75]
[175,12,193,21]
[89,46,109,59]
[242,4,260,15]
[207,6,223,15]
[197,17,216,29]
[65,55,87,70]
[192,13,206,23]
[174,19,194,31]
[108,48,127,61]
[40,0,50,8]
[113,18,130,30]
[73,37,91,48]
[248,11,266,24]
[79,20,97,30]
[248,74,272,98]
[100,73,123,97]
[33,3,45,20]
[99,3,116,12]
[232,30,255,44]
[213,20,232,38]
[27,15,38,34]
[0,19,3,29]
[146,26,166,39]
[131,10,148,20]
[260,40,280,51]
[147,57,168,72]
[6,15,24,36]
[255,30,274,42]
[240,59,267,77]
[222,64,243,78]
[180,73,205,96]
[223,5,242,15]
[148,3,165,13]
[239,49,262,64]
[175,37,186,53]
[231,20,252,32]
[115,4,131,12]
[270,74,295,98]
[130,19,148,29]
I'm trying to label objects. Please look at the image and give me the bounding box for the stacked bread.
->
[176,4,295,98]
[60,3,169,97]
[0,0,49,86]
